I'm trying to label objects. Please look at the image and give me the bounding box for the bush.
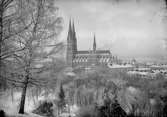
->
[32,101,54,117]
[77,99,127,117]
[0,110,5,117]
[98,98,127,117]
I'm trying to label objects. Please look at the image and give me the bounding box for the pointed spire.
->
[93,34,96,52]
[69,18,72,30]
[72,19,75,33]
[67,18,72,41]
[72,19,77,52]
[72,19,76,39]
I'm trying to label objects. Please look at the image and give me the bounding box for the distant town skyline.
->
[56,0,167,59]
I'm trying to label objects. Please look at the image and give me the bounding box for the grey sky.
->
[56,0,167,58]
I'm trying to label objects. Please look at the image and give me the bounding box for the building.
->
[66,20,118,68]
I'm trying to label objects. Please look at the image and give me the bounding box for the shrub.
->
[32,101,54,117]
[0,110,5,117]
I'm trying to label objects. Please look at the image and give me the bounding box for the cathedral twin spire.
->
[66,19,77,66]
[66,19,113,67]
[67,19,97,54]
[67,19,77,53]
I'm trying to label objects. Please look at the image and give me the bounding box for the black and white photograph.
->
[0,0,167,117]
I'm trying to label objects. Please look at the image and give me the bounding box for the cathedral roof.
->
[77,51,90,54]
[96,50,110,54]
[77,50,110,54]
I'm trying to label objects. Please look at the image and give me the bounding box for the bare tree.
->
[0,0,14,62]
[0,0,32,89]
[8,0,64,114]
[0,0,15,89]
[0,0,31,64]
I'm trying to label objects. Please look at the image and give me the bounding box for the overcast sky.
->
[56,0,167,59]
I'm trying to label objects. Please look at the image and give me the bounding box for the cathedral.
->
[66,20,119,68]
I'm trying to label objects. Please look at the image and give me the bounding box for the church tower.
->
[88,34,98,66]
[72,20,77,54]
[93,34,96,53]
[66,19,77,67]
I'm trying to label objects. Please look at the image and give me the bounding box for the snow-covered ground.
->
[0,89,80,117]
[108,64,133,68]
[6,113,44,117]
[0,89,58,114]
[127,68,167,79]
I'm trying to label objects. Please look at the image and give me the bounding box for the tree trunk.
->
[0,2,5,90]
[0,2,3,77]
[19,74,29,114]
